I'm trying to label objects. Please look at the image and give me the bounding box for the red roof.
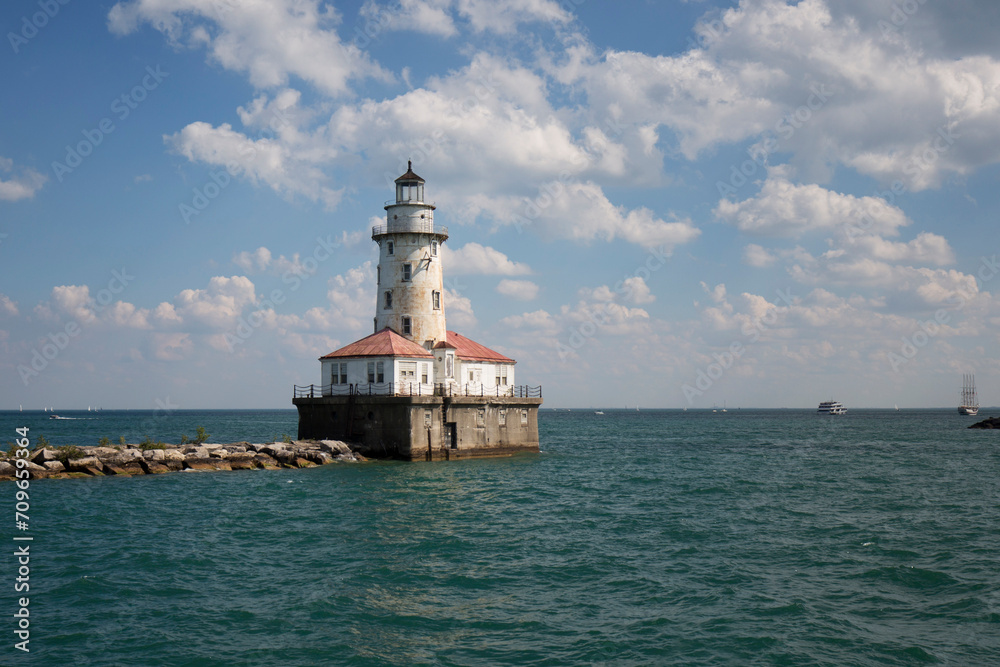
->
[439,330,516,364]
[320,328,433,360]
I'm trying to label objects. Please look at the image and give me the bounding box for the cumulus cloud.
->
[170,275,257,329]
[744,243,777,268]
[0,157,46,201]
[107,0,391,96]
[496,279,539,301]
[554,0,1000,189]
[443,243,531,275]
[0,294,18,317]
[714,175,910,238]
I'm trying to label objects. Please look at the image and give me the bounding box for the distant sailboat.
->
[894,404,899,412]
[958,374,979,416]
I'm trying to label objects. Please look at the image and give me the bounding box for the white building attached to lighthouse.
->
[294,163,541,461]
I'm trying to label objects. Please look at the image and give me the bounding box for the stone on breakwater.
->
[31,448,58,464]
[968,416,1000,429]
[183,458,231,471]
[253,453,280,469]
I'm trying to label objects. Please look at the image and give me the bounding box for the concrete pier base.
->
[294,395,541,461]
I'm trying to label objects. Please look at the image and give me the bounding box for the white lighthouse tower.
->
[373,161,449,348]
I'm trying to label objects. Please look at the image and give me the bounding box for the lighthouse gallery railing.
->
[294,383,541,399]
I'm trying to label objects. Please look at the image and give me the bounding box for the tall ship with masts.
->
[958,374,979,416]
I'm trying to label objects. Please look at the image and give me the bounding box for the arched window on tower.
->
[384,291,392,309]
[387,240,394,255]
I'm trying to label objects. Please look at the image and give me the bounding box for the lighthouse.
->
[293,162,543,461]
[373,162,449,347]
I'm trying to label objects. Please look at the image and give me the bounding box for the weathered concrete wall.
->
[294,395,541,461]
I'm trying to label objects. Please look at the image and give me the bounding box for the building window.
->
[521,409,528,425]
[432,291,440,310]
[384,291,392,309]
[377,266,380,284]
[421,363,428,384]
[424,410,432,427]
[387,240,394,255]
[402,316,412,335]
[495,365,508,386]
[331,362,347,385]
[367,362,375,384]
[402,263,411,281]
[469,371,474,382]
[376,361,384,383]
[431,240,438,256]
[477,408,485,426]
[446,353,454,378]
[499,409,507,426]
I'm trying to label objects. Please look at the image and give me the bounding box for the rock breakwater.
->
[0,440,365,481]
[968,416,1000,429]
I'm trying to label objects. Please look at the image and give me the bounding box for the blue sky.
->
[2,0,999,410]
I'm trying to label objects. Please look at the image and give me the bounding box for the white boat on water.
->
[958,374,979,416]
[818,400,847,415]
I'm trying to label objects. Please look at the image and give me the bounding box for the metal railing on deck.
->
[293,383,542,399]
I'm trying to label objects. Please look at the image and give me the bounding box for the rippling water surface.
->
[5,408,1000,665]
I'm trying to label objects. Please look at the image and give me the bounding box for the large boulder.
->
[163,449,186,462]
[209,449,230,459]
[30,448,58,464]
[253,453,280,469]
[143,449,166,461]
[0,461,17,477]
[121,448,145,461]
[43,460,66,473]
[319,440,353,456]
[260,444,287,459]
[227,453,257,470]
[67,456,103,473]
[183,458,231,471]
[305,451,334,465]
[142,461,171,475]
[91,447,119,458]
[182,445,209,458]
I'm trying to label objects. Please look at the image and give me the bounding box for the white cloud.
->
[0,157,46,201]
[714,175,910,238]
[170,275,257,329]
[107,0,391,97]
[744,243,777,268]
[455,0,572,34]
[360,0,457,37]
[444,287,476,330]
[443,242,531,275]
[496,279,539,301]
[50,285,98,324]
[166,119,343,208]
[620,276,655,305]
[151,332,193,361]
[325,262,376,332]
[0,294,18,317]
[233,247,273,273]
[554,0,1000,189]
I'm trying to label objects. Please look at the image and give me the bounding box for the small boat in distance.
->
[594,411,604,415]
[958,374,979,416]
[818,400,847,415]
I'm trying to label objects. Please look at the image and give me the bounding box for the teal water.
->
[3,409,999,665]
